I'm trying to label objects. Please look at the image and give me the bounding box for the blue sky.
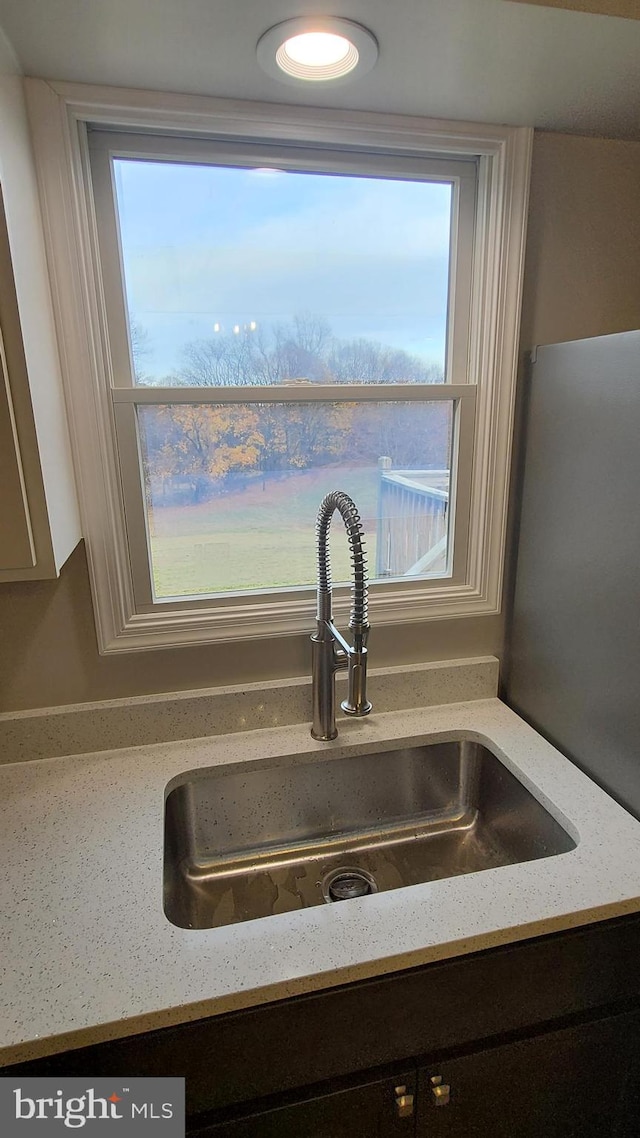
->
[114,159,452,380]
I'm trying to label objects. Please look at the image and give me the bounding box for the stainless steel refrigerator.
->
[506,329,640,818]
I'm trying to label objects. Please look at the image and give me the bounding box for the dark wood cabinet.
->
[191,1070,417,1137]
[417,1011,640,1138]
[5,915,640,1137]
[185,1010,640,1137]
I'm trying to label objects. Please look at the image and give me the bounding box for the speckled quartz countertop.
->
[3,667,640,1066]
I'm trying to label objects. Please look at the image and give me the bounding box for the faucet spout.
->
[311,491,372,741]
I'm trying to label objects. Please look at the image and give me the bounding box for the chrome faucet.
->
[311,491,372,740]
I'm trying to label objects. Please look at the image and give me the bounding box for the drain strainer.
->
[321,867,378,903]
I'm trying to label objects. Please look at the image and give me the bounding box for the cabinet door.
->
[0,321,36,570]
[190,1069,417,1138]
[0,184,79,581]
[417,1011,640,1137]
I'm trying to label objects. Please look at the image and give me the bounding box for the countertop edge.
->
[2,899,638,1068]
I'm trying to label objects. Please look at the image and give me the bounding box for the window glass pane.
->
[114,160,452,387]
[137,400,453,599]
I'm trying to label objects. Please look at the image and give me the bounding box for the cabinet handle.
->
[394,1085,415,1118]
[431,1075,451,1106]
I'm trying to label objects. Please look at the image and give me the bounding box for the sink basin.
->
[163,739,576,930]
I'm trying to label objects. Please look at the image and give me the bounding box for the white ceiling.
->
[1,0,640,140]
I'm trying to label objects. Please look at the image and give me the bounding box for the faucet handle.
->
[341,647,372,717]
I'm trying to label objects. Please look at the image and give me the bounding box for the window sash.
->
[88,129,477,391]
[111,384,471,404]
[113,384,476,610]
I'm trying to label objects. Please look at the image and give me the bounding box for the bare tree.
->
[129,317,152,384]
[173,333,257,386]
[327,338,442,384]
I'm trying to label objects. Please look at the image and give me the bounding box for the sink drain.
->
[321,867,378,903]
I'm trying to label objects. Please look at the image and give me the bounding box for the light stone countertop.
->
[0,657,498,762]
[3,694,640,1066]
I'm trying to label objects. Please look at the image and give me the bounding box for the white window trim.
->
[25,79,532,653]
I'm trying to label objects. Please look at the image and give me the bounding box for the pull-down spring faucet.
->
[311,491,372,740]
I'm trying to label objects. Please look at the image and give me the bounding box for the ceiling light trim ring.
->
[257,17,378,86]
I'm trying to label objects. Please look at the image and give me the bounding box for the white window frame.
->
[25,79,532,653]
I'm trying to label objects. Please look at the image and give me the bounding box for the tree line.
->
[133,312,443,388]
[133,315,449,504]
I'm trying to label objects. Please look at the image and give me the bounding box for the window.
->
[92,134,476,606]
[26,81,532,651]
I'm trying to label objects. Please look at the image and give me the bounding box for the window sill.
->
[97,578,502,652]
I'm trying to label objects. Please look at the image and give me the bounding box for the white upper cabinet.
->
[0,53,81,581]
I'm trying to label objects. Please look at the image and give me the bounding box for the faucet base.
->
[311,727,339,742]
[341,700,373,717]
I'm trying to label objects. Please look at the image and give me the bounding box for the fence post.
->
[376,456,392,578]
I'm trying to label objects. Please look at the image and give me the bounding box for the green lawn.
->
[148,466,380,597]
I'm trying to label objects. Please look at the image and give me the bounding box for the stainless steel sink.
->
[163,740,576,930]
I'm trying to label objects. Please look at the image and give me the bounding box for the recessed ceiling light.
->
[257,18,378,85]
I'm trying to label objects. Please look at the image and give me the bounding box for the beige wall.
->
[0,541,504,709]
[503,129,640,671]
[508,1,640,19]
[520,131,640,348]
[1,129,639,712]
